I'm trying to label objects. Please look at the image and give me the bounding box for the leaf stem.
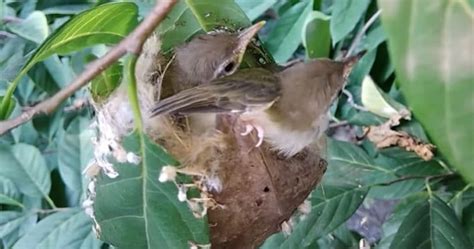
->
[33,207,72,214]
[125,54,143,132]
[448,183,472,204]
[44,195,58,209]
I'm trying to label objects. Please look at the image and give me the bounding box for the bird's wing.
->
[149,69,281,117]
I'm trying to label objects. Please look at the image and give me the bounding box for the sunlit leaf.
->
[361,75,409,119]
[303,11,331,58]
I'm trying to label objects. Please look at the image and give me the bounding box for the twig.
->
[0,0,177,135]
[342,89,367,111]
[345,9,382,59]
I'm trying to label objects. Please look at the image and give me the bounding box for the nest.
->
[87,35,326,249]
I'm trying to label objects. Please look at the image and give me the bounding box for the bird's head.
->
[173,21,265,84]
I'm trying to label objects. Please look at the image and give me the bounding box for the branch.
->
[0,0,177,135]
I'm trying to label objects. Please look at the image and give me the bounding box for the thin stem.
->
[44,195,58,209]
[33,207,73,214]
[448,184,472,204]
[345,9,382,59]
[342,89,367,111]
[125,54,143,132]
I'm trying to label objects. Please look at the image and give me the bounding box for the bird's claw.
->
[240,123,264,147]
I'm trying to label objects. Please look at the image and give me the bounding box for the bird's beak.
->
[235,21,266,53]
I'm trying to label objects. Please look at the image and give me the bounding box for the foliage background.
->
[0,0,473,248]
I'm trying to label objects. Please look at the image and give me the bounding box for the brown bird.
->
[161,21,266,97]
[150,56,360,157]
[141,22,267,187]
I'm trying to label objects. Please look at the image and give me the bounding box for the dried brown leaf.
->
[364,115,435,160]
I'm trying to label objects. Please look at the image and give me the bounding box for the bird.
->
[150,55,361,157]
[160,21,266,98]
[154,21,267,135]
[139,22,268,188]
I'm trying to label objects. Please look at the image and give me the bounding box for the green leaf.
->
[261,185,368,248]
[0,212,31,239]
[80,231,103,249]
[303,11,331,58]
[264,0,313,63]
[26,2,137,62]
[186,0,250,31]
[363,24,386,51]
[361,76,409,119]
[326,139,395,187]
[315,224,359,249]
[90,62,122,100]
[6,11,49,44]
[0,96,16,120]
[378,0,474,183]
[0,144,51,198]
[368,148,447,199]
[0,38,26,83]
[43,55,76,89]
[330,0,370,45]
[0,2,138,119]
[42,4,91,15]
[389,195,472,249]
[376,193,428,249]
[235,0,277,21]
[13,209,98,249]
[463,202,474,245]
[58,117,93,193]
[158,0,251,52]
[0,177,23,208]
[93,132,209,249]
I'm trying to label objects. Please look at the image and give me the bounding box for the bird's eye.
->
[223,61,236,73]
